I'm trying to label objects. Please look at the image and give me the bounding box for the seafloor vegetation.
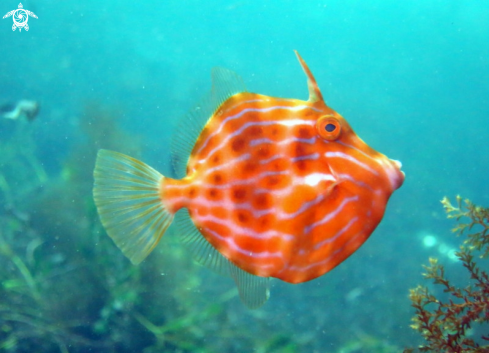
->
[405,196,489,353]
[0,106,304,353]
[1,107,488,353]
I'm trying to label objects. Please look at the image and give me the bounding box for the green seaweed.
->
[0,101,413,353]
[0,103,296,353]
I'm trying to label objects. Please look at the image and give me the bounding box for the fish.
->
[93,51,404,309]
[0,100,39,121]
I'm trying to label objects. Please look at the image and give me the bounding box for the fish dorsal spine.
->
[294,50,324,103]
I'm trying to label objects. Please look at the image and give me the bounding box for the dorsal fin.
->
[171,67,246,178]
[294,50,324,103]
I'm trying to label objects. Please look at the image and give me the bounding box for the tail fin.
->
[93,149,173,264]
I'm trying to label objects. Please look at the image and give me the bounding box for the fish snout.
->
[386,158,405,190]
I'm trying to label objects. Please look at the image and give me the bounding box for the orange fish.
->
[93,51,404,308]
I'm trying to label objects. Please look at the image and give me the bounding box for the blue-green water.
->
[1,1,488,352]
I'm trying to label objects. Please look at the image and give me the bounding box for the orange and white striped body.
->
[164,92,403,283]
[93,51,404,308]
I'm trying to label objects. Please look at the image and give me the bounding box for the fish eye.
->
[316,116,341,141]
[325,123,336,132]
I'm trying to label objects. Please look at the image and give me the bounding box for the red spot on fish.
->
[213,173,223,183]
[208,188,220,199]
[212,154,220,164]
[295,161,307,171]
[298,127,313,139]
[257,147,270,158]
[253,193,271,210]
[232,187,247,201]
[236,211,249,224]
[249,126,262,136]
[232,138,246,152]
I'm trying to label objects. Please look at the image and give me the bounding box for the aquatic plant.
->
[0,105,142,352]
[0,101,413,352]
[405,196,489,353]
[1,103,297,352]
[0,119,47,206]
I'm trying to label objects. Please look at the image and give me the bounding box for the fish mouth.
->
[391,159,402,169]
[387,158,405,190]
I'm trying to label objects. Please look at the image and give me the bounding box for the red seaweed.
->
[405,196,489,353]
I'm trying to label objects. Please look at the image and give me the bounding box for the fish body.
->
[0,100,39,121]
[93,52,404,308]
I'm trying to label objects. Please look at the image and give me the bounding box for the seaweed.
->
[0,104,145,352]
[404,196,489,353]
[1,103,301,353]
[1,100,407,352]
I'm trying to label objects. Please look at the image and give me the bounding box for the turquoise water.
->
[1,1,488,352]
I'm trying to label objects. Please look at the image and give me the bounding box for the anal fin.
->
[175,209,270,309]
[230,265,270,309]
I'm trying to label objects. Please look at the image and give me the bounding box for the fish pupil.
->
[325,123,336,132]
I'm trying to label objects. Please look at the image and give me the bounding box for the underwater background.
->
[1,0,488,352]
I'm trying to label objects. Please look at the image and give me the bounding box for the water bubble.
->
[422,235,437,247]
[438,244,450,255]
[447,249,459,262]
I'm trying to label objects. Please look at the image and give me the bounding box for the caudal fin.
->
[93,149,173,264]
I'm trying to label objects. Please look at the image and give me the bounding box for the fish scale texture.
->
[163,92,400,283]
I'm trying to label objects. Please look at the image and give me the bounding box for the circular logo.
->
[13,9,28,27]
